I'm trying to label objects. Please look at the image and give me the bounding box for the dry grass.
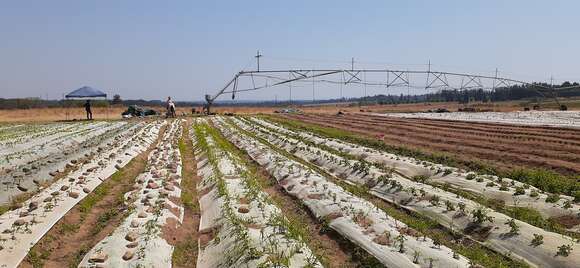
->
[0,106,192,123]
[1,98,577,123]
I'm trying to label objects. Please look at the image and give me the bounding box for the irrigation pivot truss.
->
[204,66,578,113]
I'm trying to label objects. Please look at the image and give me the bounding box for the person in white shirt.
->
[166,96,176,118]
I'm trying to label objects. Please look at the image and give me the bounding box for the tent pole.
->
[106,97,109,120]
[63,93,68,121]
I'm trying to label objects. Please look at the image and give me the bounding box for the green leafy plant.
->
[499,182,509,191]
[471,206,494,225]
[513,186,525,196]
[530,234,543,247]
[545,194,560,203]
[412,250,421,264]
[445,200,455,211]
[412,175,430,183]
[429,195,440,206]
[395,234,407,253]
[556,244,573,257]
[562,200,572,209]
[505,219,520,235]
[457,202,467,216]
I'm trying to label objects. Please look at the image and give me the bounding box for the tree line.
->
[358,82,580,105]
[1,81,579,109]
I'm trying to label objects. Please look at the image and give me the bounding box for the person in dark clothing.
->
[84,100,92,120]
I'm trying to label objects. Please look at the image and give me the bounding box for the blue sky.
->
[1,0,579,101]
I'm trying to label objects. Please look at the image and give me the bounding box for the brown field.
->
[210,101,520,114]
[211,98,580,115]
[279,112,580,175]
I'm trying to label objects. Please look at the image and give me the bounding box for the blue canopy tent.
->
[65,86,107,98]
[63,86,109,120]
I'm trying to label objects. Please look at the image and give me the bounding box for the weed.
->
[91,208,118,235]
[26,249,49,268]
[58,222,80,235]
[172,235,198,266]
[68,244,90,268]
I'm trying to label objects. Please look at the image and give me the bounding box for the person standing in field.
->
[84,100,93,120]
[166,96,176,118]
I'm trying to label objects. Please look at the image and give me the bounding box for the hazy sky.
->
[1,0,579,101]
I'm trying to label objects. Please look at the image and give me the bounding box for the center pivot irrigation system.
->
[204,55,575,113]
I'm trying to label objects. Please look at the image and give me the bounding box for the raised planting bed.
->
[79,119,184,267]
[252,117,580,226]
[213,116,470,268]
[378,111,580,129]
[0,121,133,205]
[192,118,321,268]
[0,121,162,267]
[240,116,580,267]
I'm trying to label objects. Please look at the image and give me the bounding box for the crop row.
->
[233,116,579,267]
[79,119,184,267]
[0,121,162,267]
[192,118,321,268]
[213,116,470,268]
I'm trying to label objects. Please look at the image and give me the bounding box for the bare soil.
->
[166,119,200,268]
[282,113,580,175]
[255,169,359,268]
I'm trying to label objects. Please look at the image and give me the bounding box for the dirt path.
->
[166,119,200,268]
[283,113,580,175]
[19,124,166,268]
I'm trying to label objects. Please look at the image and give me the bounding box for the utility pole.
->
[351,57,354,71]
[312,69,315,102]
[288,72,292,105]
[255,50,263,71]
[425,59,431,89]
[492,68,498,92]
